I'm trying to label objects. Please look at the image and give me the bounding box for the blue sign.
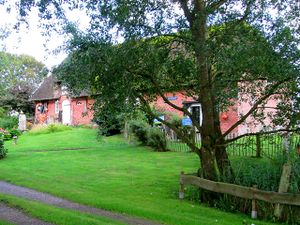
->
[167,96,178,101]
[182,117,192,126]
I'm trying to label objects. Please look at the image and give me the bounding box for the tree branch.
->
[207,0,228,12]
[224,128,300,144]
[177,0,194,25]
[144,73,203,132]
[138,94,201,155]
[222,78,291,137]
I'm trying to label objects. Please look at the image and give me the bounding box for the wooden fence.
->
[165,130,300,158]
[179,172,300,219]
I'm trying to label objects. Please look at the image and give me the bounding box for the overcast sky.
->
[0,3,89,69]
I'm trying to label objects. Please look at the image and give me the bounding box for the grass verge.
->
[0,194,125,225]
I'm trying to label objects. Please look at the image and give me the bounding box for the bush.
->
[0,128,12,141]
[147,128,168,152]
[29,124,72,135]
[0,133,7,159]
[129,119,168,151]
[0,117,18,130]
[9,129,22,138]
[129,120,150,145]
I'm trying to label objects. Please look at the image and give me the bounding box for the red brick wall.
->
[153,92,239,135]
[71,97,94,125]
[220,104,239,135]
[153,92,194,117]
[34,96,94,125]
[34,100,57,124]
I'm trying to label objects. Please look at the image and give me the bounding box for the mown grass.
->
[0,194,125,225]
[0,220,13,225]
[1,127,278,225]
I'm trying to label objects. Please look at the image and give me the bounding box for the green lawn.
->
[0,220,13,225]
[1,127,278,225]
[0,193,125,225]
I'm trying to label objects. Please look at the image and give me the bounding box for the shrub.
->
[129,119,168,151]
[0,128,12,141]
[0,117,18,130]
[0,133,7,159]
[129,120,150,145]
[9,129,22,138]
[29,124,72,135]
[147,127,168,152]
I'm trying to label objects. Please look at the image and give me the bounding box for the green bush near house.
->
[147,127,168,152]
[0,117,18,130]
[0,133,7,159]
[129,120,149,145]
[129,119,168,151]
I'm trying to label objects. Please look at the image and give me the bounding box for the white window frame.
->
[188,103,203,126]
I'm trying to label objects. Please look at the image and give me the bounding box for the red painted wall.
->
[34,96,94,125]
[153,92,239,135]
[71,97,94,125]
[153,92,194,117]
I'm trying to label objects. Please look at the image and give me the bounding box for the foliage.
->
[0,116,18,130]
[129,119,168,151]
[28,124,72,135]
[9,129,22,138]
[0,83,36,115]
[0,52,48,89]
[129,120,150,145]
[0,107,7,118]
[93,105,123,136]
[147,127,168,152]
[0,133,7,159]
[0,52,48,115]
[217,155,300,223]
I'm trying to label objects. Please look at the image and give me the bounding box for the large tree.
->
[0,52,48,114]
[8,0,300,192]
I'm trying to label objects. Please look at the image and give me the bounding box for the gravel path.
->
[0,181,163,225]
[0,203,53,225]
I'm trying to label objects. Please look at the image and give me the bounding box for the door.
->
[189,104,203,126]
[62,100,71,125]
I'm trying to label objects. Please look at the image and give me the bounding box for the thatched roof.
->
[30,75,61,101]
[30,75,89,101]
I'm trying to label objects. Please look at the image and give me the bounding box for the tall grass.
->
[28,124,72,135]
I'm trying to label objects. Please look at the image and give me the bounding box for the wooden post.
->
[179,171,185,200]
[256,134,261,158]
[251,185,258,219]
[274,163,292,220]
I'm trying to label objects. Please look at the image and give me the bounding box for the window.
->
[37,102,48,113]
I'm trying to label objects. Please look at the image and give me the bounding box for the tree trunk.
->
[190,0,233,203]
